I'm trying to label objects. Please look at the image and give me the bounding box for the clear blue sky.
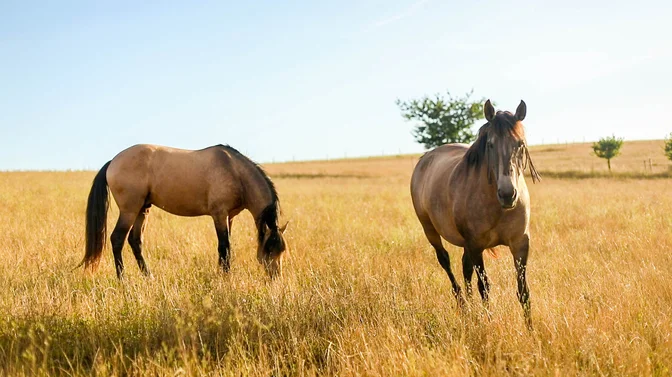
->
[1,0,670,170]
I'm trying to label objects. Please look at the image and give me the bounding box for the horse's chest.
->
[455,210,524,249]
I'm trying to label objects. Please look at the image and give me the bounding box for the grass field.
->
[0,140,671,376]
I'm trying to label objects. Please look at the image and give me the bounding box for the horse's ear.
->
[484,99,495,122]
[515,100,527,121]
[279,221,289,234]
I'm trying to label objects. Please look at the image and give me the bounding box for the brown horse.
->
[410,100,540,327]
[79,144,288,279]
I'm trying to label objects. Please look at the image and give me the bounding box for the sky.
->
[1,0,670,170]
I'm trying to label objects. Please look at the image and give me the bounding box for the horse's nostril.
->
[498,188,515,200]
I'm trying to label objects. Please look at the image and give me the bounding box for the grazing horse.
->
[410,100,540,327]
[79,144,288,279]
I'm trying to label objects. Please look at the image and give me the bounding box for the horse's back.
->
[107,144,241,216]
[107,144,189,190]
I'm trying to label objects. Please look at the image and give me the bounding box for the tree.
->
[664,133,672,161]
[396,91,487,149]
[592,135,624,171]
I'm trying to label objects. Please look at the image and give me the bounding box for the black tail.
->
[78,161,111,270]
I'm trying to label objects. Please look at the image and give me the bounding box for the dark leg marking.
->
[128,204,151,276]
[512,236,532,329]
[471,251,490,303]
[434,246,464,305]
[214,217,231,272]
[462,251,474,298]
[419,219,464,307]
[111,213,136,280]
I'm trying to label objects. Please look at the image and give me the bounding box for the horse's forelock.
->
[491,113,541,182]
[492,111,525,140]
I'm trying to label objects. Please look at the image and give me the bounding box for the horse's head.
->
[478,99,540,209]
[257,221,289,279]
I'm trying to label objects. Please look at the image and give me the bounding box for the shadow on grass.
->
[0,313,220,374]
[0,303,334,375]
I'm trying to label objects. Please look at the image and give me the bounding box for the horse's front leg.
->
[510,234,532,329]
[462,251,474,298]
[213,213,231,272]
[468,249,490,303]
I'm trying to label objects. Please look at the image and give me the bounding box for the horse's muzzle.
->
[497,189,518,209]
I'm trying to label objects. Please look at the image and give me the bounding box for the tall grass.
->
[0,142,670,375]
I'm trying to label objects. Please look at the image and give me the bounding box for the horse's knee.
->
[128,232,141,250]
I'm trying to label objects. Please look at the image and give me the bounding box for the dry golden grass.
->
[528,139,671,174]
[0,140,671,376]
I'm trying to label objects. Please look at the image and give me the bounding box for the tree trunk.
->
[607,159,611,171]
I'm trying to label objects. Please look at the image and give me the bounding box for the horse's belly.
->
[439,228,466,247]
[432,212,465,247]
[149,187,211,217]
[151,199,208,217]
[426,199,465,247]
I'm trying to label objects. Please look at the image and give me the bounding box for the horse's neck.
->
[238,167,275,221]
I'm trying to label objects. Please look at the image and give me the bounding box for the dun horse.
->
[79,144,288,279]
[410,100,540,327]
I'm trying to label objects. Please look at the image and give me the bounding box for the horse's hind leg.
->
[419,220,463,306]
[111,211,138,279]
[128,204,151,277]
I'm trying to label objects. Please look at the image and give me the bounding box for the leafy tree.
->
[592,135,624,171]
[396,91,487,149]
[664,133,672,161]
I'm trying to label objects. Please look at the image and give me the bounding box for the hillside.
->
[264,139,672,179]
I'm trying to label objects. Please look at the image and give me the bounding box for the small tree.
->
[396,91,487,149]
[592,135,624,171]
[664,133,672,161]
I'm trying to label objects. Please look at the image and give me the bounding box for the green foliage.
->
[592,135,624,171]
[664,133,672,161]
[396,90,487,149]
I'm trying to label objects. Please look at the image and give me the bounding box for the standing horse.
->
[79,144,288,279]
[410,100,540,327]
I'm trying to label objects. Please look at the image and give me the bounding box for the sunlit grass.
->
[0,141,670,375]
